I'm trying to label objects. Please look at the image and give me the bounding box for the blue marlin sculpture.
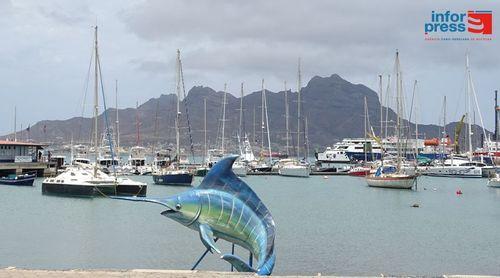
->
[113,156,276,275]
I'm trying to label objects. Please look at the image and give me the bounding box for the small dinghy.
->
[0,172,36,186]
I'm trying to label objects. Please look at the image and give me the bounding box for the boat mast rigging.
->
[284,81,290,156]
[93,26,99,177]
[297,57,302,160]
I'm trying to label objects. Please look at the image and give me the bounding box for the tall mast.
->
[364,96,368,162]
[495,90,499,142]
[395,51,402,170]
[93,26,99,176]
[221,83,227,155]
[253,106,256,145]
[466,53,473,161]
[443,96,447,138]
[378,75,383,137]
[175,49,181,161]
[262,79,272,164]
[384,75,391,138]
[204,98,207,164]
[261,81,265,151]
[297,57,302,159]
[305,116,310,160]
[115,80,120,152]
[13,106,17,142]
[136,101,140,146]
[284,81,290,156]
[413,80,419,156]
[239,83,244,137]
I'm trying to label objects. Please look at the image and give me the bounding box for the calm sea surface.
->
[1,175,500,276]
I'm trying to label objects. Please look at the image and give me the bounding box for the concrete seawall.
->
[0,268,497,278]
[0,268,319,278]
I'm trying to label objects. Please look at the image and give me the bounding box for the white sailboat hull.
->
[279,165,310,177]
[232,165,248,177]
[366,175,415,189]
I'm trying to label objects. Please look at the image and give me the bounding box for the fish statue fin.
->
[199,224,220,254]
[109,196,172,209]
[198,155,240,191]
[221,254,256,273]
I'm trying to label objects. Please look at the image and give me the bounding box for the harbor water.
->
[1,175,500,276]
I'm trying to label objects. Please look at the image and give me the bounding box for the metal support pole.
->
[191,238,219,270]
[249,252,253,268]
[231,244,235,272]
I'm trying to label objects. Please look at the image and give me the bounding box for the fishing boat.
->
[42,26,147,197]
[125,146,151,175]
[0,172,36,186]
[366,51,417,189]
[152,50,193,186]
[71,144,91,165]
[97,133,122,175]
[123,103,151,175]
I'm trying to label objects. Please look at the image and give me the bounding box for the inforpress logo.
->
[467,10,493,34]
[424,10,493,41]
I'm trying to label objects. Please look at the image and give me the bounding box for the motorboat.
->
[0,172,36,186]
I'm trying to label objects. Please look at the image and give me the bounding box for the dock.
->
[0,162,55,177]
[246,171,348,176]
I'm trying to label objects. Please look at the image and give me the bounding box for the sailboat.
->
[194,98,211,177]
[366,51,417,189]
[232,83,250,177]
[42,26,147,197]
[278,58,310,178]
[152,50,194,186]
[249,79,274,173]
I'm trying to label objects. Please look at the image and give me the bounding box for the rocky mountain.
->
[3,74,490,153]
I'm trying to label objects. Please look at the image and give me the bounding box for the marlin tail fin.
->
[221,254,256,273]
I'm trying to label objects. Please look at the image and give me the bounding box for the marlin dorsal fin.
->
[198,155,239,190]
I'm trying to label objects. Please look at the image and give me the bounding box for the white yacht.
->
[421,156,483,178]
[277,158,310,177]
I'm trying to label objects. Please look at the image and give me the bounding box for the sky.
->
[0,0,499,135]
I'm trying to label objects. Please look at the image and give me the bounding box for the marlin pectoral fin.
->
[221,254,256,273]
[199,224,220,254]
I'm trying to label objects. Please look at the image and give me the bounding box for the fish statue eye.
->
[175,203,182,210]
